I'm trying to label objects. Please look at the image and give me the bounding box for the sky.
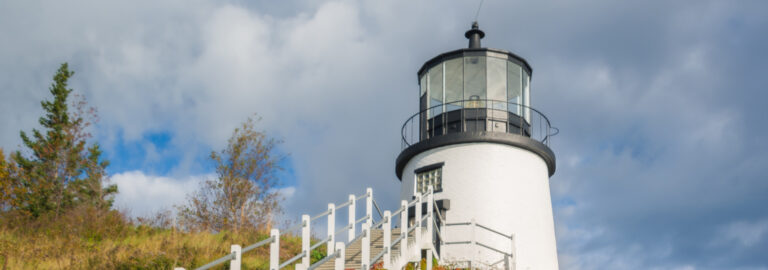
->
[1,0,767,269]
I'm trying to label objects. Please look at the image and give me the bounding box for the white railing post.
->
[400,200,408,261]
[361,223,370,269]
[334,242,345,270]
[301,214,311,269]
[230,244,242,270]
[270,229,280,270]
[383,210,392,269]
[510,233,517,270]
[470,218,475,270]
[426,247,433,270]
[415,192,422,248]
[348,194,356,242]
[427,187,434,265]
[327,203,336,253]
[427,188,434,242]
[366,188,373,228]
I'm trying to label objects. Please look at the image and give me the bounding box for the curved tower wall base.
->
[400,143,559,270]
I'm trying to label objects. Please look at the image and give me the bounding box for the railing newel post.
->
[348,194,356,242]
[269,229,279,270]
[383,210,392,269]
[415,192,422,248]
[327,203,335,253]
[301,215,311,269]
[362,223,370,269]
[400,200,408,262]
[366,188,373,229]
[470,218,476,270]
[426,247,433,270]
[510,233,517,270]
[427,187,435,259]
[230,244,242,270]
[334,242,345,270]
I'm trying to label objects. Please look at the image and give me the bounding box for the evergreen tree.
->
[8,63,116,217]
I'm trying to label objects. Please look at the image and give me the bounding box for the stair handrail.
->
[186,188,375,270]
[371,202,408,268]
[290,188,374,270]
[443,220,517,268]
[368,186,443,270]
[371,197,384,219]
[182,187,446,270]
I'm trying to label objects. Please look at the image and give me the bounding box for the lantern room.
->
[398,22,556,179]
[414,23,536,140]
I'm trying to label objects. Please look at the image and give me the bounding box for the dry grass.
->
[0,207,315,270]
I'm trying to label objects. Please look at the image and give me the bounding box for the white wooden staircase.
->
[178,187,515,270]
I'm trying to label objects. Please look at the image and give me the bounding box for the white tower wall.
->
[400,142,558,270]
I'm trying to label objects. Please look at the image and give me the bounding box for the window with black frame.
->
[415,163,443,194]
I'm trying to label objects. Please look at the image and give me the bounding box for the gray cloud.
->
[1,0,767,269]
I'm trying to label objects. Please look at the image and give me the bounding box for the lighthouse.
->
[396,23,559,269]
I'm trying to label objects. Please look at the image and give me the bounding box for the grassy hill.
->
[0,207,322,270]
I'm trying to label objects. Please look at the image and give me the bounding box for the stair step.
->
[312,228,416,270]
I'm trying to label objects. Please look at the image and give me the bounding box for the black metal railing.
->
[401,99,557,149]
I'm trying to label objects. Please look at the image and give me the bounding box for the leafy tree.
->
[6,63,116,218]
[177,116,284,233]
[0,148,11,209]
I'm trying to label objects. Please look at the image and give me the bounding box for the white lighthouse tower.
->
[396,23,559,269]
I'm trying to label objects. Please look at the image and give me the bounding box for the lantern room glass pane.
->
[420,75,428,122]
[487,57,507,111]
[522,70,530,122]
[428,64,444,117]
[507,62,523,116]
[444,58,463,111]
[420,75,427,98]
[464,56,486,108]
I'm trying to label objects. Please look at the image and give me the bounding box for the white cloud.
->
[110,171,208,217]
[111,170,299,219]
